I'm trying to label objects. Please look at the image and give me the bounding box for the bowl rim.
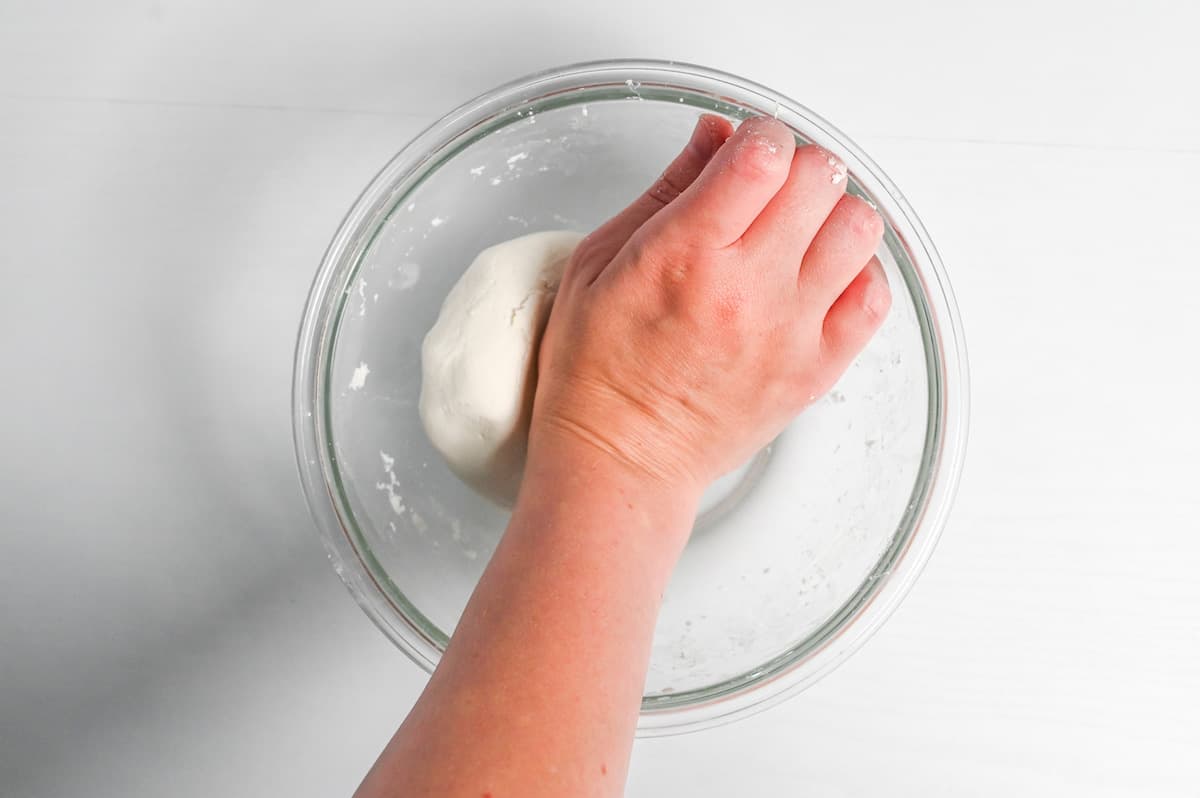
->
[292,58,970,737]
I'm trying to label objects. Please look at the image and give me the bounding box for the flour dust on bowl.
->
[293,60,968,735]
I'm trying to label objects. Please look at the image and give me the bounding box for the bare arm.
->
[356,442,697,796]
[356,114,889,798]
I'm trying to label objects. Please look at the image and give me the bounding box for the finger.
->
[567,114,733,286]
[821,256,892,368]
[648,116,795,250]
[798,194,884,309]
[738,145,848,266]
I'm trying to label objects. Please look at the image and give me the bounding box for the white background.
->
[2,1,1197,795]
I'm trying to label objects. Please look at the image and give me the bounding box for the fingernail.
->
[738,116,792,157]
[812,145,848,185]
[828,155,848,185]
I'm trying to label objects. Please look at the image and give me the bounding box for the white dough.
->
[419,230,584,505]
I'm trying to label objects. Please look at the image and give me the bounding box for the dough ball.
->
[419,230,583,506]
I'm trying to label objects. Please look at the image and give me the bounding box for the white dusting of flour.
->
[356,278,368,317]
[376,450,405,515]
[391,262,420,291]
[349,362,370,391]
[829,156,848,185]
[410,510,429,534]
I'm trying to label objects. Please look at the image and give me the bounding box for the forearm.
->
[356,442,698,798]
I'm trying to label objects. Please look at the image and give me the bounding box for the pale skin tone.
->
[356,115,890,797]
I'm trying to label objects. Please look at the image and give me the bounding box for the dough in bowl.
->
[419,230,583,505]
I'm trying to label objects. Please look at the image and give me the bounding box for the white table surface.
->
[2,1,1198,795]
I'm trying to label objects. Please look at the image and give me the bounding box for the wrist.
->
[515,427,702,577]
[526,417,708,503]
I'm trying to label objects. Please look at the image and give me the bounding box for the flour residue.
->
[376,450,405,514]
[410,510,429,535]
[391,262,420,291]
[829,155,848,185]
[356,278,369,317]
[349,362,371,391]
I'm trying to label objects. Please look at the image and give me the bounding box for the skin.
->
[355,115,890,798]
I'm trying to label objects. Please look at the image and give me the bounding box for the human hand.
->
[528,114,890,499]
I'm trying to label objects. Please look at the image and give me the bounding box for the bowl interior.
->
[315,78,938,724]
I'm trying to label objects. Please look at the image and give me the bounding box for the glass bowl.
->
[293,59,968,736]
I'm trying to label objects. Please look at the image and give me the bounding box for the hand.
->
[528,114,891,496]
[366,115,892,798]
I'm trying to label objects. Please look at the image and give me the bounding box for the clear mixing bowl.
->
[293,59,968,735]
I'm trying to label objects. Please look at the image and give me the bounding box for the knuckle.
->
[573,230,600,259]
[730,138,785,182]
[628,234,671,270]
[639,230,697,273]
[646,169,690,208]
[566,229,620,287]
